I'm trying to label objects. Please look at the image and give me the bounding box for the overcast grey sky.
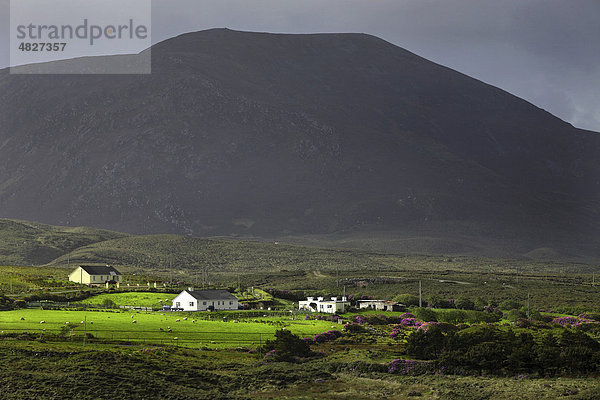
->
[1,0,599,132]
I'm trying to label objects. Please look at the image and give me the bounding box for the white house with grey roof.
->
[171,289,239,311]
[69,265,122,285]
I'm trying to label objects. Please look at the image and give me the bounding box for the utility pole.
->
[419,280,422,308]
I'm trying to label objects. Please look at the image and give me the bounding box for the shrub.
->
[393,294,420,307]
[454,297,475,310]
[260,329,313,362]
[499,300,522,310]
[412,307,437,322]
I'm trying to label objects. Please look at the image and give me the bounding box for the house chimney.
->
[317,296,324,301]
[331,297,338,301]
[188,287,194,291]
[307,297,314,301]
[342,296,347,301]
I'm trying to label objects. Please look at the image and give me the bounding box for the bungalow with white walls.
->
[69,265,122,285]
[171,289,239,311]
[298,296,350,314]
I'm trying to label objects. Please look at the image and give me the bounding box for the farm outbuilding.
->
[357,299,404,312]
[172,289,239,311]
[69,265,122,285]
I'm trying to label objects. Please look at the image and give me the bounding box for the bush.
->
[454,297,475,310]
[412,307,437,322]
[499,300,522,310]
[101,298,117,308]
[393,294,420,307]
[261,329,313,362]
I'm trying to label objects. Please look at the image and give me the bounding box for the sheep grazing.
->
[167,329,172,333]
[132,320,137,324]
[183,317,187,321]
[130,315,134,318]
[65,322,70,324]
[192,320,196,323]
[39,321,45,324]
[173,337,178,340]
[20,317,24,321]
[90,321,93,325]
[175,318,180,322]
[167,326,171,329]
[81,321,85,324]
[159,328,164,331]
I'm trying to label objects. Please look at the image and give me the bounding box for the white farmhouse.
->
[69,265,122,285]
[171,289,239,311]
[298,296,350,314]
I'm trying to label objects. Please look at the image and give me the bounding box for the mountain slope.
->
[0,219,127,265]
[0,29,598,257]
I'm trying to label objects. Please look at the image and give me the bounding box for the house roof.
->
[77,265,121,275]
[185,289,238,301]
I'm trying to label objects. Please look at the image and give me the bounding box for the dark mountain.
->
[0,29,599,258]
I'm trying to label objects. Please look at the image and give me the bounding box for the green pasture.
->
[0,309,338,348]
[75,292,178,308]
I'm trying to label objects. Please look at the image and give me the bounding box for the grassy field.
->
[0,309,338,348]
[75,292,179,308]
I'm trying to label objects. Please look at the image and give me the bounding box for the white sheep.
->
[183,317,187,321]
[90,321,93,325]
[132,320,137,324]
[173,337,178,340]
[65,322,69,324]
[20,317,25,320]
[39,321,45,324]
[175,318,180,322]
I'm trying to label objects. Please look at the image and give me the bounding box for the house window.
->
[203,301,206,305]
[175,302,180,307]
[189,302,194,307]
[327,305,332,308]
[92,276,95,281]
[229,301,233,305]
